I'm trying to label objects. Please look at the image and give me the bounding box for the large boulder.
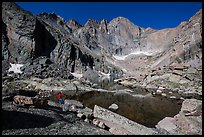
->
[156,99,202,135]
[13,95,48,107]
[13,95,33,105]
[63,99,84,112]
[93,105,158,135]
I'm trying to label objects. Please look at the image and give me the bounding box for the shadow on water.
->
[63,90,182,128]
[2,109,55,130]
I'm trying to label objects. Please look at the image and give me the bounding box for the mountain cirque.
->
[2,2,202,135]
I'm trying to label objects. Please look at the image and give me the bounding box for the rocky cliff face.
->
[106,9,202,77]
[150,9,202,69]
[2,2,123,79]
[2,2,36,63]
[2,2,202,80]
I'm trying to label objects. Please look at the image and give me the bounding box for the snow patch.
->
[98,71,110,80]
[113,55,127,60]
[71,72,83,78]
[8,63,24,74]
[113,51,155,60]
[132,94,146,98]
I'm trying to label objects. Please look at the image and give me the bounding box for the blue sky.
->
[16,2,202,30]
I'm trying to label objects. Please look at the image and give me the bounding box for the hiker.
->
[57,92,63,104]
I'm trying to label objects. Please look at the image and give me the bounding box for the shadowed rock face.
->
[2,2,124,78]
[2,109,55,130]
[33,19,57,58]
[2,2,202,78]
[2,21,10,61]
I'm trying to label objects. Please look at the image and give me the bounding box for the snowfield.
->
[8,63,24,74]
[113,51,155,60]
[70,72,83,78]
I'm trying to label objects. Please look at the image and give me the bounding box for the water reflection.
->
[67,90,182,128]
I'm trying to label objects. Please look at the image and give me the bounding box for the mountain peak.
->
[109,16,143,29]
[66,19,82,30]
[111,16,131,23]
[84,19,100,29]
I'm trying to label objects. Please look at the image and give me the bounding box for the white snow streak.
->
[8,63,24,74]
[98,71,111,80]
[113,51,155,60]
[70,72,83,78]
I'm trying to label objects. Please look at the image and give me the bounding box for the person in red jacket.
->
[57,92,63,104]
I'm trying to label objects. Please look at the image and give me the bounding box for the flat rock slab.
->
[174,113,202,135]
[181,99,202,113]
[156,117,180,134]
[93,105,158,135]
[97,118,135,135]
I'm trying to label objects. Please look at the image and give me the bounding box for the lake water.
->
[61,87,182,128]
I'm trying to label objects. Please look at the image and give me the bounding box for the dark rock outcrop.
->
[33,19,57,58]
[2,2,123,79]
[2,21,10,61]
[20,56,74,79]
